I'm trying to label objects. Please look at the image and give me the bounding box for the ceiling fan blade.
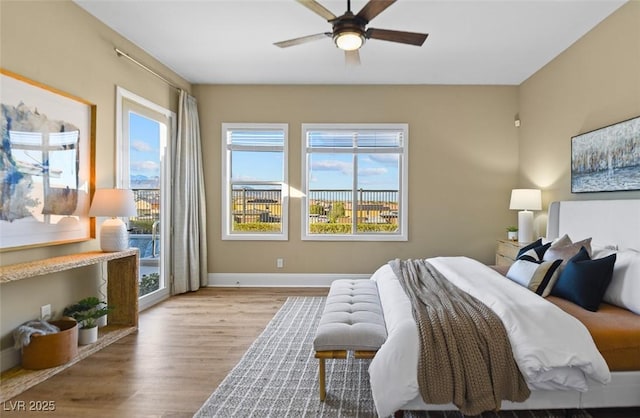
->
[345,49,361,66]
[274,32,331,48]
[365,28,428,46]
[296,0,336,21]
[356,0,397,23]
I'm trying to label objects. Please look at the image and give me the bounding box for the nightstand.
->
[495,239,530,266]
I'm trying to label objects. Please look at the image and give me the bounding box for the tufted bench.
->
[313,279,387,401]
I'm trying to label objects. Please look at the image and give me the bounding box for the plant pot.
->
[507,231,518,241]
[78,326,98,345]
[21,319,78,370]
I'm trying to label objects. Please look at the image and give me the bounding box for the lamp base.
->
[517,210,534,243]
[99,218,129,252]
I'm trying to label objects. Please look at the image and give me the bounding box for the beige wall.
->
[518,1,640,210]
[0,1,189,354]
[195,84,519,275]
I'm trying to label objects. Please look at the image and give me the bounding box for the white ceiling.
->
[74,0,627,85]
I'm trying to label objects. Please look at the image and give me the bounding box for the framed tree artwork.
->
[571,115,640,193]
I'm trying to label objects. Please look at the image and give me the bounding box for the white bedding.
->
[369,256,611,417]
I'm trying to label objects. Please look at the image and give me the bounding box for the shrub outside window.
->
[301,123,408,241]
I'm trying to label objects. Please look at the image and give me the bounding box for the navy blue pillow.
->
[551,251,617,312]
[569,246,591,262]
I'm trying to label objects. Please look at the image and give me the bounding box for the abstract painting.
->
[1,69,95,250]
[571,116,640,193]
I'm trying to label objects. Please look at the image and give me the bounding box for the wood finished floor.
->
[3,287,328,418]
[4,287,638,418]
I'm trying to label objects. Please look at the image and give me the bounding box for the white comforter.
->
[369,257,611,417]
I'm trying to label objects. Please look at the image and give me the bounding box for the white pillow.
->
[591,245,617,260]
[603,249,640,314]
[506,259,562,297]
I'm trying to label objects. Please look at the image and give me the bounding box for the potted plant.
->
[506,226,518,241]
[74,311,101,345]
[63,297,112,345]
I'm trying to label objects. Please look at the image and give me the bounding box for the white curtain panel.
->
[171,90,208,294]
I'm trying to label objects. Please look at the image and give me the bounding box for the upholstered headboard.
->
[546,199,640,251]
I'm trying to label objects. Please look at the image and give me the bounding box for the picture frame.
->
[0,69,96,251]
[571,115,640,193]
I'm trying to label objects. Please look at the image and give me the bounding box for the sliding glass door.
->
[117,87,174,310]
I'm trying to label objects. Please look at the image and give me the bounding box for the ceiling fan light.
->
[335,32,364,51]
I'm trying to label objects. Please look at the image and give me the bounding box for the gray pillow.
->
[550,234,572,248]
[543,237,592,264]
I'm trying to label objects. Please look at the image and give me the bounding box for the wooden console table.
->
[0,249,139,402]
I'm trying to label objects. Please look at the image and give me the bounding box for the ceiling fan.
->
[274,0,428,65]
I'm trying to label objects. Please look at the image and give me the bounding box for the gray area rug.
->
[193,296,607,418]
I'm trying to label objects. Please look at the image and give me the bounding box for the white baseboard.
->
[1,347,20,372]
[208,273,371,287]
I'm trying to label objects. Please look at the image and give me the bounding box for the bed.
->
[368,199,640,417]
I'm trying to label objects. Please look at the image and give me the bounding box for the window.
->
[302,124,408,241]
[222,123,288,240]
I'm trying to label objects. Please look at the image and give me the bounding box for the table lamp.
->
[509,189,541,243]
[89,188,137,252]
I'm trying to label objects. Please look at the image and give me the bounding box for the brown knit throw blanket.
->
[389,259,530,415]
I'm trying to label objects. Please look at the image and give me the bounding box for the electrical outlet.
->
[276,258,284,269]
[40,304,52,320]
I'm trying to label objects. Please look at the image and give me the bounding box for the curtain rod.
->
[115,47,182,92]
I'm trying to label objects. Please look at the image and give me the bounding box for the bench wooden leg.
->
[315,350,347,401]
[318,357,326,401]
[314,350,378,402]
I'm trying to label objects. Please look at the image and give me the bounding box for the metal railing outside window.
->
[228,188,398,229]
[129,189,160,234]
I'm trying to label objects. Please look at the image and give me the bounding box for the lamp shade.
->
[509,189,542,211]
[89,189,137,217]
